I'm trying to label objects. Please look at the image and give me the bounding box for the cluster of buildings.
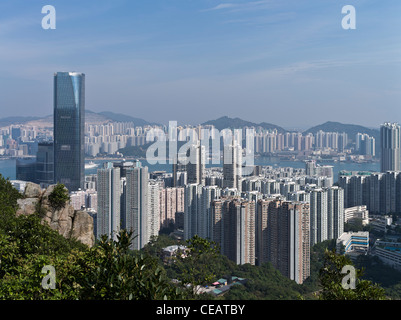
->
[337,123,401,215]
[85,122,150,156]
[339,122,401,271]
[87,150,346,284]
[9,71,401,286]
[253,130,348,154]
[82,119,375,161]
[0,126,52,157]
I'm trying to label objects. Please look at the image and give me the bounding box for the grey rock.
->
[71,210,95,247]
[24,182,42,198]
[16,184,95,247]
[16,198,39,216]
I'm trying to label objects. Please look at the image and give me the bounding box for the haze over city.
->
[0,0,400,128]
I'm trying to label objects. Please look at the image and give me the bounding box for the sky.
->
[0,0,400,129]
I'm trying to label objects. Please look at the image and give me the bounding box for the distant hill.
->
[0,110,156,128]
[202,116,287,133]
[97,111,159,126]
[304,121,379,141]
[0,116,43,127]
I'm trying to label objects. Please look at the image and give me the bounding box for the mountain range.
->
[201,117,379,142]
[201,116,288,133]
[0,112,380,141]
[0,111,159,128]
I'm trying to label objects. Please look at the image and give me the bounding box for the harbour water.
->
[0,157,380,182]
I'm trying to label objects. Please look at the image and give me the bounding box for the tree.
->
[76,230,184,300]
[173,235,220,296]
[0,174,22,211]
[48,183,70,211]
[318,249,387,300]
[0,176,184,300]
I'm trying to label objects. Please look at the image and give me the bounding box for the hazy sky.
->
[0,0,400,129]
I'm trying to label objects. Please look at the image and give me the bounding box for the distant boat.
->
[85,161,98,169]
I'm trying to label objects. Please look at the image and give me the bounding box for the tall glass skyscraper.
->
[380,122,401,172]
[53,72,85,192]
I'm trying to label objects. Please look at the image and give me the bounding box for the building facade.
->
[54,72,85,192]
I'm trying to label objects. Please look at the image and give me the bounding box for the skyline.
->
[0,1,400,128]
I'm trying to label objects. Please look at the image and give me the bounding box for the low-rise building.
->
[336,231,369,260]
[344,205,369,226]
[371,239,401,271]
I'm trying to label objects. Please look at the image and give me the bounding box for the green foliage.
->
[354,254,401,299]
[318,249,387,300]
[76,230,183,300]
[142,234,180,258]
[0,174,22,211]
[0,174,396,301]
[0,176,184,300]
[117,143,153,158]
[224,262,306,300]
[344,221,372,233]
[48,183,70,211]
[172,235,220,296]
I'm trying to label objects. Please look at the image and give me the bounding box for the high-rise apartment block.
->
[339,170,401,214]
[223,140,242,191]
[211,198,255,265]
[96,163,121,241]
[256,199,310,284]
[187,143,206,185]
[125,166,149,249]
[381,122,401,172]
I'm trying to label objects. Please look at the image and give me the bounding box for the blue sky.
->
[0,0,400,129]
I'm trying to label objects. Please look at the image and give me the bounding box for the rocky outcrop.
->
[16,183,95,247]
[24,182,43,198]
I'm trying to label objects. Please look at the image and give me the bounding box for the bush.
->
[48,184,70,211]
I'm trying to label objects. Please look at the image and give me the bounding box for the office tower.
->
[54,72,85,192]
[327,186,344,240]
[35,141,54,187]
[125,166,149,250]
[310,188,328,246]
[97,163,121,241]
[381,122,401,172]
[223,199,255,265]
[223,140,242,191]
[187,143,206,185]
